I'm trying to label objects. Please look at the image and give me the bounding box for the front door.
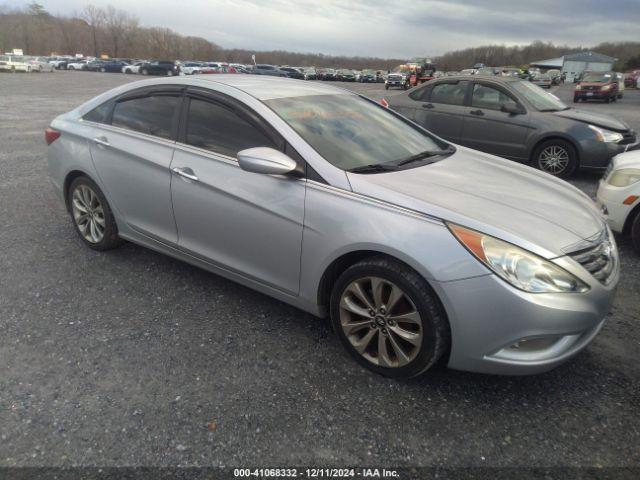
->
[170,93,305,294]
[413,80,469,143]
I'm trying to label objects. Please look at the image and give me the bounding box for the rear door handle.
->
[93,136,110,147]
[171,166,199,182]
[421,103,434,109]
[470,109,484,116]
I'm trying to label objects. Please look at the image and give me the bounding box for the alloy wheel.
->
[71,185,106,243]
[538,145,569,175]
[339,276,423,368]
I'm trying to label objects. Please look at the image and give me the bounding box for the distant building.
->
[529,51,617,81]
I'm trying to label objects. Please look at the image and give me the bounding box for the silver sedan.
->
[46,76,619,377]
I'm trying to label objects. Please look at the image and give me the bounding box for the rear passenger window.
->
[471,84,515,110]
[112,95,179,139]
[430,82,468,105]
[83,101,112,124]
[185,98,276,156]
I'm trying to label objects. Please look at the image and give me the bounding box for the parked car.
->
[336,69,356,81]
[85,60,107,72]
[546,69,562,85]
[597,150,640,253]
[46,76,619,378]
[303,67,316,80]
[279,66,305,79]
[624,70,640,87]
[574,71,619,103]
[122,61,145,74]
[96,60,129,73]
[317,68,336,81]
[139,60,179,76]
[251,64,286,77]
[180,62,202,75]
[531,73,553,88]
[359,69,378,83]
[67,60,88,71]
[0,55,33,72]
[26,56,55,72]
[49,57,71,70]
[386,75,638,177]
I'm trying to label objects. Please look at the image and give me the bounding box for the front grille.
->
[569,232,616,284]
[582,85,598,91]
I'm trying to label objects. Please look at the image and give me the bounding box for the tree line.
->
[1,3,638,71]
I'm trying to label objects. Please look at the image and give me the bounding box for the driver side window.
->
[471,84,516,110]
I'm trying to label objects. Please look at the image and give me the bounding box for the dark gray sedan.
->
[387,76,638,177]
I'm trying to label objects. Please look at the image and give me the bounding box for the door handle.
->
[93,136,110,147]
[470,109,484,116]
[171,166,199,182]
[421,103,434,109]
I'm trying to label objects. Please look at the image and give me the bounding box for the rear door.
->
[169,89,305,294]
[413,80,469,142]
[87,87,182,243]
[460,81,531,160]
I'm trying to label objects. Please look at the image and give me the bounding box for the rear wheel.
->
[631,211,640,254]
[533,139,578,178]
[166,69,174,76]
[99,67,106,73]
[330,256,449,378]
[68,176,121,251]
[141,68,148,75]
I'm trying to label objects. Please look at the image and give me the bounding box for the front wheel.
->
[533,139,578,178]
[99,67,106,73]
[385,84,389,90]
[330,256,450,378]
[166,70,174,76]
[631,211,640,254]
[68,176,122,251]
[141,68,148,75]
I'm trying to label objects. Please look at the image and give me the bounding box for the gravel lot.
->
[1,71,639,470]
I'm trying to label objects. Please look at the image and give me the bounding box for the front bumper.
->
[432,255,618,375]
[596,179,639,233]
[575,91,613,100]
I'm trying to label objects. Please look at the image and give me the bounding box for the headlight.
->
[608,168,640,187]
[601,85,611,91]
[588,125,623,143]
[448,223,589,293]
[575,84,582,90]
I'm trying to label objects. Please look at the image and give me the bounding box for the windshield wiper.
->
[348,163,399,174]
[395,146,456,166]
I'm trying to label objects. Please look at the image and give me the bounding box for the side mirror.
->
[237,147,298,175]
[501,102,524,115]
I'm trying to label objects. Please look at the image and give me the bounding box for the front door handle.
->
[470,109,484,116]
[422,103,434,109]
[93,136,110,147]
[171,166,199,182]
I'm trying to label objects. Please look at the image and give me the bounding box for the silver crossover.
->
[46,76,619,377]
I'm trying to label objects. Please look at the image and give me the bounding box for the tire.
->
[385,84,389,90]
[99,67,106,73]
[69,66,75,70]
[532,139,578,178]
[166,70,174,76]
[67,176,122,251]
[632,211,640,255]
[573,97,579,103]
[141,68,148,75]
[330,256,450,378]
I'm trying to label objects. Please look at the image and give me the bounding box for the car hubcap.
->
[71,185,105,243]
[339,277,423,368]
[538,145,569,174]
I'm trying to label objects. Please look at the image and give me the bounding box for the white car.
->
[180,62,202,75]
[0,55,33,72]
[122,61,144,74]
[27,56,55,72]
[67,60,88,71]
[597,150,640,253]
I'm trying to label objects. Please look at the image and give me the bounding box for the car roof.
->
[431,75,521,83]
[140,75,354,100]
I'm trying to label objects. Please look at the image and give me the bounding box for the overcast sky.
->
[37,0,640,58]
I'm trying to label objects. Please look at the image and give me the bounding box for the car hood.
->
[553,108,629,132]
[346,148,605,259]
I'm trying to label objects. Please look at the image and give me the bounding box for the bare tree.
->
[81,5,105,57]
[104,5,138,57]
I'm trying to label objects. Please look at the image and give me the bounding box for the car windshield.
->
[582,73,612,82]
[264,94,446,171]
[511,80,568,111]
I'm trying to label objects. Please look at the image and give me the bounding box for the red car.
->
[574,71,619,103]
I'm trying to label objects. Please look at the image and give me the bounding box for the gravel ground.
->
[0,71,639,470]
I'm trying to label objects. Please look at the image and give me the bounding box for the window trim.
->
[470,81,524,112]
